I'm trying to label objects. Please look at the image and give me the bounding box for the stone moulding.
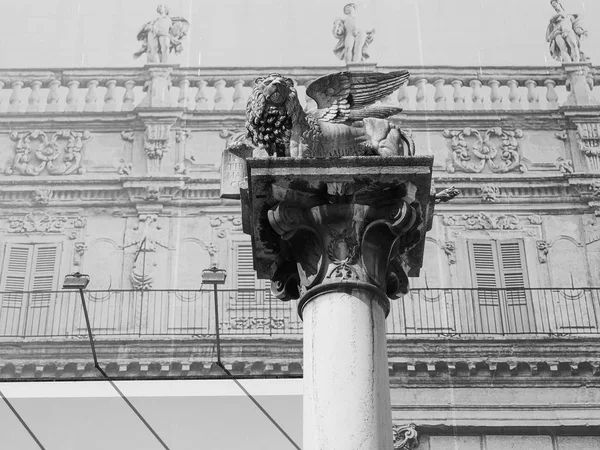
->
[241,156,435,304]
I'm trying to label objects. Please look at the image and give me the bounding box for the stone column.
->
[240,156,434,450]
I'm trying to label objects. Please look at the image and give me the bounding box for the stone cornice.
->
[2,337,600,382]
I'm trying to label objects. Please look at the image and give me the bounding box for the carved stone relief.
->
[119,131,134,175]
[32,189,53,205]
[5,130,91,176]
[73,242,88,266]
[124,215,168,290]
[392,423,418,450]
[443,127,526,173]
[575,123,600,156]
[210,215,243,238]
[537,240,549,263]
[442,241,456,264]
[555,157,574,173]
[480,185,500,203]
[443,213,540,238]
[8,211,85,235]
[174,129,191,175]
[583,217,600,245]
[144,123,171,161]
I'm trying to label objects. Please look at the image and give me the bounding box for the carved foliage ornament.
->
[8,211,86,234]
[443,127,526,174]
[393,424,419,450]
[576,123,600,157]
[6,130,91,176]
[144,123,172,160]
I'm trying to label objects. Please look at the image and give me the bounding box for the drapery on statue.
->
[134,5,190,63]
[229,70,412,159]
[546,0,588,63]
[332,3,375,63]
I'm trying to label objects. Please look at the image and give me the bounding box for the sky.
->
[0,0,599,68]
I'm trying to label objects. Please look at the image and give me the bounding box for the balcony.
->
[1,288,599,340]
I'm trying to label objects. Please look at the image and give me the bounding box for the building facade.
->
[2,6,600,450]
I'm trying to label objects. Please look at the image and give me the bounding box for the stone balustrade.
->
[0,65,597,113]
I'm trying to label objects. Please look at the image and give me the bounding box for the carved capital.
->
[240,157,433,308]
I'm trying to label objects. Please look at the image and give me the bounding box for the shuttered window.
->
[0,243,60,336]
[468,240,528,290]
[468,239,530,333]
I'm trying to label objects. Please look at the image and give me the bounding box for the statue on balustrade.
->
[332,3,375,63]
[229,70,412,159]
[134,4,190,63]
[547,0,588,63]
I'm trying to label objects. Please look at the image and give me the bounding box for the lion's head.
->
[246,73,306,157]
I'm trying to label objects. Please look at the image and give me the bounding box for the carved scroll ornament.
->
[443,127,525,174]
[6,130,91,176]
[392,423,419,450]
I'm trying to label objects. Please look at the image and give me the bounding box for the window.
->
[467,239,532,333]
[0,243,60,336]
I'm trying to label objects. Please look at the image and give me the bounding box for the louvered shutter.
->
[497,240,530,332]
[235,243,257,303]
[30,245,59,307]
[0,244,34,336]
[469,241,501,306]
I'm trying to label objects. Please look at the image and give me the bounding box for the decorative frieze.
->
[228,317,295,330]
[443,127,526,174]
[7,211,85,235]
[5,130,91,176]
[442,213,542,238]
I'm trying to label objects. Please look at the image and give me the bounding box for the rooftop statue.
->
[546,0,588,63]
[134,5,190,63]
[229,70,412,159]
[332,3,375,63]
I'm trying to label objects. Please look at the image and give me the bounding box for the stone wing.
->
[306,71,409,123]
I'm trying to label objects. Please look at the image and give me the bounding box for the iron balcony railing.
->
[0,288,599,339]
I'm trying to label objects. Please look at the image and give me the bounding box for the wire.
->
[77,288,171,450]
[0,387,46,449]
[216,362,302,450]
[211,286,302,450]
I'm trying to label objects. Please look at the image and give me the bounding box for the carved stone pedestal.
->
[241,156,434,450]
[563,62,599,107]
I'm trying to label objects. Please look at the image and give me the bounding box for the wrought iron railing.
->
[0,288,599,339]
